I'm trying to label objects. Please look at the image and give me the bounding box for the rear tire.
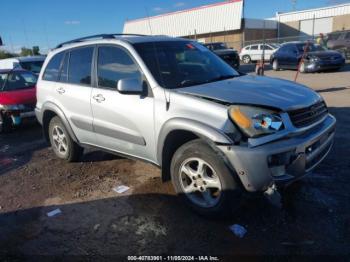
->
[48,116,83,162]
[0,112,11,134]
[170,139,242,217]
[242,55,251,64]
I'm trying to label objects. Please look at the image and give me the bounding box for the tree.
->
[0,50,16,59]
[32,46,40,55]
[20,47,33,56]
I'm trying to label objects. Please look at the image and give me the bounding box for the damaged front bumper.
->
[218,114,336,192]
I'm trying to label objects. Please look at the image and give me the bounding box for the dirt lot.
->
[0,64,350,260]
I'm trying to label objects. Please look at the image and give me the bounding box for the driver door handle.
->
[56,87,65,94]
[93,94,106,103]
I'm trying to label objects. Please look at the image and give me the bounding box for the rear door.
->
[249,44,261,61]
[53,46,96,144]
[90,45,156,162]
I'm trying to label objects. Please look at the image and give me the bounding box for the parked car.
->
[203,42,240,69]
[270,42,345,72]
[0,69,37,133]
[239,43,279,64]
[0,56,46,75]
[326,30,350,59]
[36,34,335,216]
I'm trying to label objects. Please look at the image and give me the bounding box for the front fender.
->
[157,117,233,164]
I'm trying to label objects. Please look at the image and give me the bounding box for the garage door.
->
[300,17,333,37]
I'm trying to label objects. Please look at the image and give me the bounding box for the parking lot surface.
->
[1,64,349,259]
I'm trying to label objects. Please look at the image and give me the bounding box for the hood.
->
[175,75,321,111]
[0,86,36,106]
[308,50,342,59]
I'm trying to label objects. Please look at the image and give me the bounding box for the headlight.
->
[229,105,284,138]
[0,104,26,111]
[310,56,320,62]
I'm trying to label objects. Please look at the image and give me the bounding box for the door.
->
[261,44,274,60]
[284,45,299,68]
[54,46,96,144]
[249,44,261,61]
[91,45,156,162]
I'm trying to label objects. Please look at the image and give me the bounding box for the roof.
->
[123,0,243,37]
[276,2,350,22]
[0,68,28,74]
[0,56,46,63]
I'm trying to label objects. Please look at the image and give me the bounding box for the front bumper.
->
[218,114,336,192]
[305,58,345,72]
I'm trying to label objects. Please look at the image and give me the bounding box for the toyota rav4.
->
[35,34,336,216]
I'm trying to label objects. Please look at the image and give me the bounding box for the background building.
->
[123,0,277,50]
[277,3,350,39]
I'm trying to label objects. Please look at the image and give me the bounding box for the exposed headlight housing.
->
[309,56,320,62]
[0,104,26,111]
[229,105,284,138]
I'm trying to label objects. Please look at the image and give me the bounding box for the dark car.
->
[270,42,345,73]
[203,42,240,69]
[326,30,350,59]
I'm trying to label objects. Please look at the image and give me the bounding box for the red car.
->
[0,69,37,133]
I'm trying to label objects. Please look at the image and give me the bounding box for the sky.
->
[0,0,349,54]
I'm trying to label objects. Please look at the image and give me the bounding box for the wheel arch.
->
[157,118,232,182]
[41,102,78,144]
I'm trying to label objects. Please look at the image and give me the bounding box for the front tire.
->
[0,112,11,134]
[272,59,279,71]
[170,139,242,217]
[48,116,83,162]
[242,55,251,64]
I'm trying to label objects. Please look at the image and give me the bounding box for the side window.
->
[59,53,69,83]
[250,45,258,50]
[245,46,251,50]
[68,47,94,85]
[345,32,350,39]
[42,52,64,81]
[97,46,141,89]
[262,45,273,50]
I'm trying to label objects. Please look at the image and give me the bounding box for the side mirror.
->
[117,77,143,95]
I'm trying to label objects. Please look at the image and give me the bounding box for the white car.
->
[0,56,46,75]
[239,44,279,64]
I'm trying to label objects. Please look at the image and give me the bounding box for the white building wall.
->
[123,0,243,37]
[277,3,350,23]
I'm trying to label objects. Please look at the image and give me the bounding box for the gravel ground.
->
[0,64,349,260]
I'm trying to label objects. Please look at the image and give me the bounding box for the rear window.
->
[20,60,44,74]
[67,47,93,85]
[0,71,37,92]
[42,52,64,81]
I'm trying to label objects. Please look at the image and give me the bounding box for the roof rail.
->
[55,33,146,49]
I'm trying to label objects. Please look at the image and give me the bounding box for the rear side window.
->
[250,45,259,50]
[42,52,64,81]
[68,47,93,85]
[97,46,141,89]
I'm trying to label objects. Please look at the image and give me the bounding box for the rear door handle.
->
[93,94,106,103]
[56,87,65,94]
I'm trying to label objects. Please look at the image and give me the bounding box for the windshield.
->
[0,71,37,92]
[296,43,326,52]
[133,41,239,89]
[19,60,44,74]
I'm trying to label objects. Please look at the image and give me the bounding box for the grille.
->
[288,101,328,128]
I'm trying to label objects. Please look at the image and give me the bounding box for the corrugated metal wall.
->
[123,0,243,37]
[277,3,350,23]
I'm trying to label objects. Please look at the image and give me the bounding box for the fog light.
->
[270,166,286,177]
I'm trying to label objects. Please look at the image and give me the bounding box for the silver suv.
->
[36,34,336,216]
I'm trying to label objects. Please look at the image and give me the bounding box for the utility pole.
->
[291,0,297,11]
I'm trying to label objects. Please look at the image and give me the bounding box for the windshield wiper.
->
[178,79,208,88]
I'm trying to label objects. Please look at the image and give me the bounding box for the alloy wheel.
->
[179,157,222,208]
[52,125,68,156]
